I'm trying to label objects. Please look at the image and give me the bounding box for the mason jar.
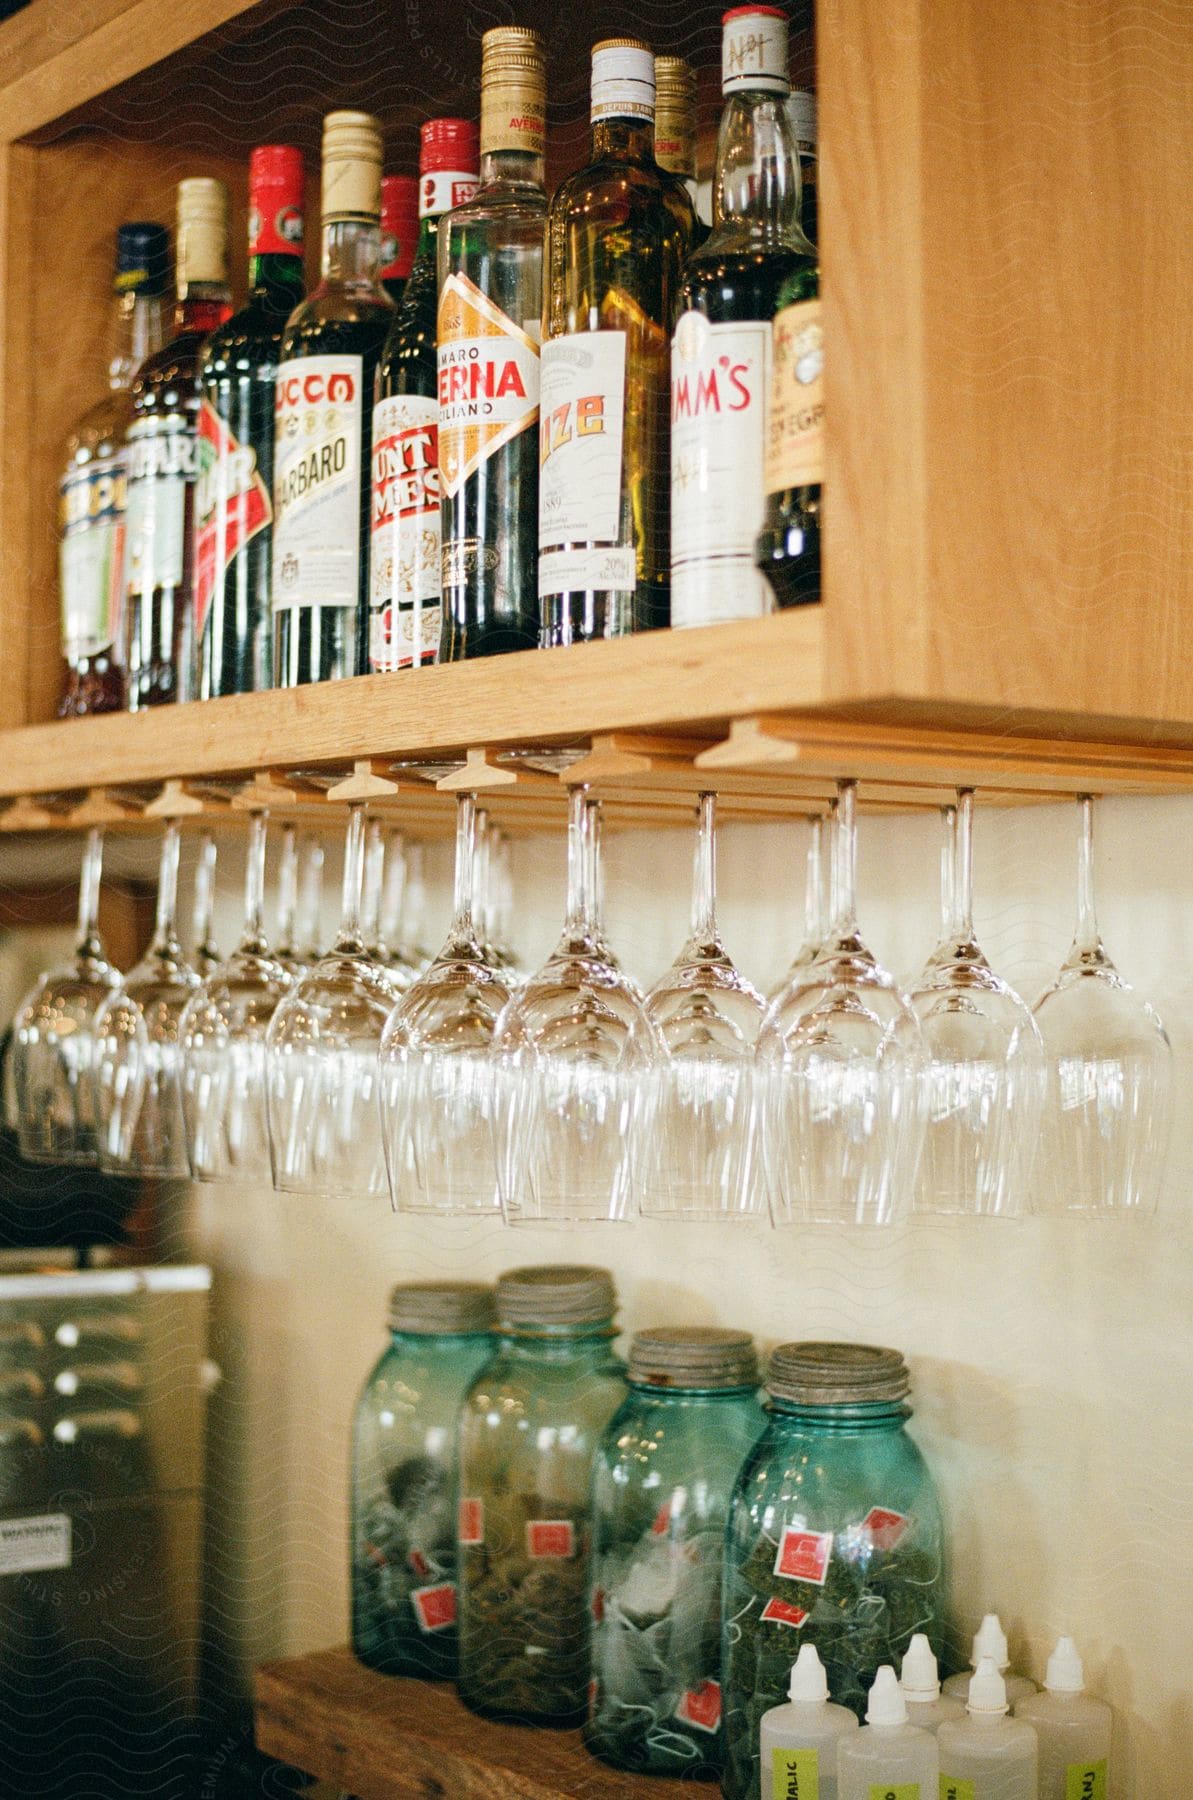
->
[457,1265,626,1727]
[721,1342,947,1800]
[350,1281,495,1679]
[586,1326,764,1778]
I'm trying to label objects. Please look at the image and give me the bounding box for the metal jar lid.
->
[388,1282,495,1336]
[628,1326,758,1390]
[495,1265,616,1328]
[766,1341,911,1406]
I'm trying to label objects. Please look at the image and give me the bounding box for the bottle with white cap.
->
[942,1612,1038,1704]
[758,1643,858,1799]
[900,1632,967,1734]
[1013,1636,1112,1800]
[836,1665,938,1800]
[937,1656,1038,1799]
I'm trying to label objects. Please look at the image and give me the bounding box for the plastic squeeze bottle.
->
[937,1657,1038,1799]
[759,1643,859,1799]
[1014,1636,1112,1800]
[837,1665,938,1800]
[900,1632,966,1733]
[942,1613,1038,1704]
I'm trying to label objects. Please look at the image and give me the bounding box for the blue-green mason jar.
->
[351,1281,495,1679]
[586,1326,765,1779]
[721,1342,947,1800]
[457,1265,626,1728]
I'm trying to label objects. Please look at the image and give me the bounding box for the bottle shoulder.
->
[279,288,394,360]
[131,334,204,414]
[200,301,291,375]
[447,183,548,231]
[551,154,672,214]
[680,244,809,321]
[64,392,132,462]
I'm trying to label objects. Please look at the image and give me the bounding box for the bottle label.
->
[671,311,774,625]
[772,1746,818,1798]
[124,415,196,596]
[774,1525,833,1585]
[409,1582,456,1633]
[368,392,440,669]
[765,299,824,492]
[458,1497,483,1544]
[420,170,478,218]
[675,1679,721,1733]
[1066,1762,1107,1800]
[481,90,545,157]
[272,355,363,618]
[761,1597,809,1629]
[58,456,125,659]
[723,11,790,94]
[437,273,540,498]
[194,399,272,646]
[248,201,304,258]
[939,1781,974,1800]
[538,330,633,596]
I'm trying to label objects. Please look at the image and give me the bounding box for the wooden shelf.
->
[254,1647,702,1800]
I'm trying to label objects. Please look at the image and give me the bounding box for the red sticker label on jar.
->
[675,1679,722,1734]
[774,1526,834,1585]
[458,1498,483,1545]
[588,1677,599,1719]
[526,1519,575,1559]
[591,1586,605,1622]
[410,1583,456,1633]
[407,1548,429,1577]
[651,1501,672,1536]
[863,1506,910,1550]
[760,1597,810,1629]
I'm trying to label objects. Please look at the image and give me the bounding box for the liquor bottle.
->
[788,89,817,245]
[379,175,419,305]
[57,222,167,718]
[273,111,394,686]
[540,40,688,645]
[654,56,706,247]
[125,180,232,710]
[672,4,815,626]
[369,118,478,672]
[754,257,821,609]
[438,27,546,662]
[196,145,306,699]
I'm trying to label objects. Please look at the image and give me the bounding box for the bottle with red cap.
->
[379,174,419,306]
[369,118,478,673]
[197,144,306,698]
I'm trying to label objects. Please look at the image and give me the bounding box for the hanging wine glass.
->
[640,792,765,1220]
[273,823,304,976]
[266,804,399,1198]
[12,827,120,1166]
[757,780,926,1227]
[908,790,1044,1218]
[493,785,658,1226]
[374,828,420,991]
[94,821,200,1176]
[768,811,829,1001]
[296,831,325,965]
[379,793,513,1214]
[179,811,291,1184]
[1032,794,1172,1215]
[191,829,221,979]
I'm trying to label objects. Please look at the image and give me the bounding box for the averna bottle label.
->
[272,355,363,617]
[437,272,540,497]
[194,399,272,647]
[764,299,824,493]
[671,310,774,625]
[124,415,195,595]
[538,330,634,596]
[58,457,125,658]
[369,392,440,670]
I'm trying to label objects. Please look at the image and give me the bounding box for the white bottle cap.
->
[1044,1635,1085,1694]
[866,1665,909,1727]
[972,1612,1010,1672]
[788,1643,829,1704]
[900,1632,941,1701]
[967,1655,1010,1716]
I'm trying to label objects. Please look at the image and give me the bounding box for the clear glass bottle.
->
[438,27,547,662]
[273,111,394,686]
[540,39,688,644]
[351,1282,495,1680]
[722,1343,947,1800]
[838,1666,939,1800]
[457,1266,625,1727]
[586,1327,763,1777]
[1014,1637,1112,1800]
[938,1660,1038,1800]
[379,174,419,306]
[787,89,818,245]
[653,56,705,246]
[58,222,167,718]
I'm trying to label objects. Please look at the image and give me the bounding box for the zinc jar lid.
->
[388,1281,495,1335]
[766,1341,911,1406]
[496,1265,616,1328]
[629,1326,758,1390]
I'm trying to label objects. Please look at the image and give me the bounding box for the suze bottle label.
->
[369,392,440,669]
[671,311,774,626]
[272,355,363,619]
[765,299,824,493]
[538,330,634,596]
[58,456,125,658]
[194,400,272,645]
[124,415,195,596]
[437,273,540,498]
[1066,1762,1107,1800]
[772,1746,818,1798]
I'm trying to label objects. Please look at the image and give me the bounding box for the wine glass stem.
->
[380,831,406,948]
[242,811,269,952]
[337,804,367,952]
[361,817,384,948]
[193,829,217,952]
[691,792,718,946]
[951,789,976,944]
[475,808,491,945]
[562,784,590,941]
[151,822,182,954]
[939,804,956,939]
[1075,792,1101,956]
[76,827,105,958]
[450,793,479,943]
[277,824,298,951]
[805,814,824,946]
[831,780,859,937]
[297,834,324,957]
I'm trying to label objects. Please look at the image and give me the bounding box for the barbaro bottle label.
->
[194,400,272,646]
[437,273,540,499]
[58,456,125,659]
[369,392,440,669]
[272,354,363,617]
[765,299,824,493]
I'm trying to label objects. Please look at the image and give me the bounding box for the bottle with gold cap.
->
[540,39,688,645]
[437,27,547,662]
[273,110,394,687]
[653,55,704,250]
[125,177,232,710]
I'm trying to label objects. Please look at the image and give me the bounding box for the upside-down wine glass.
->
[379,793,513,1214]
[1032,794,1172,1215]
[757,779,926,1227]
[908,789,1044,1218]
[191,829,221,979]
[640,792,765,1220]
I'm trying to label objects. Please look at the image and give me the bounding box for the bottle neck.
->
[767,1397,912,1432]
[321,216,382,287]
[479,146,546,192]
[248,251,305,311]
[592,115,655,165]
[108,289,165,390]
[498,1320,617,1353]
[712,89,807,246]
[176,279,232,337]
[412,211,443,268]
